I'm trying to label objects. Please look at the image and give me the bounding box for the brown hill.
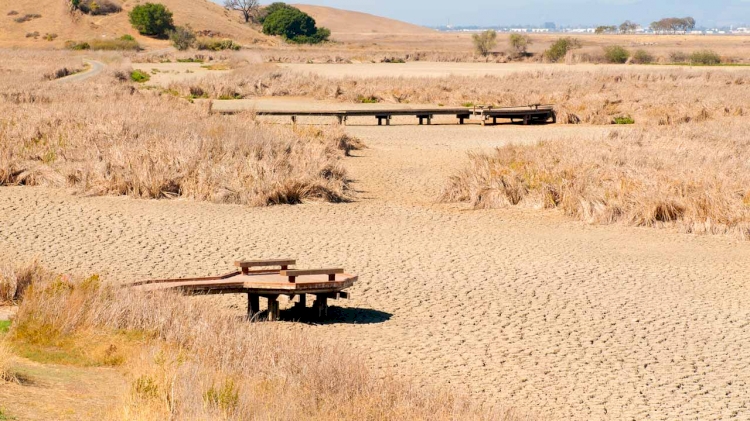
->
[0,0,269,48]
[293,4,434,36]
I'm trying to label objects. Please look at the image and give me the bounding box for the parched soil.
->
[2,120,749,420]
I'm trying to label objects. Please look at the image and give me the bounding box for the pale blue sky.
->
[247,1,750,28]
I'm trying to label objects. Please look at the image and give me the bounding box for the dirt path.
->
[56,59,105,84]
[1,123,749,420]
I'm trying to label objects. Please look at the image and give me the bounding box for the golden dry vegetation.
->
[441,122,750,239]
[0,0,270,49]
[0,260,515,420]
[168,62,750,126]
[0,51,358,206]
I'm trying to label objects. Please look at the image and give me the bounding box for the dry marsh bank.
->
[0,260,507,420]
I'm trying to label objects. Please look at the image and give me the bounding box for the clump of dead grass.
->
[5,263,516,420]
[0,56,355,206]
[441,121,750,239]
[0,341,18,383]
[0,259,51,304]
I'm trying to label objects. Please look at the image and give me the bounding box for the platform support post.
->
[294,294,307,311]
[248,293,260,320]
[291,115,297,125]
[523,115,529,125]
[267,295,280,321]
[313,295,328,318]
[493,117,497,125]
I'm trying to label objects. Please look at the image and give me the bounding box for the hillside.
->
[294,4,434,36]
[0,0,270,48]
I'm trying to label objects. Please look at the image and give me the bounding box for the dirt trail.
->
[1,123,749,420]
[56,59,105,84]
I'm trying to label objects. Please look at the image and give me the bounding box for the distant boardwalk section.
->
[216,104,557,126]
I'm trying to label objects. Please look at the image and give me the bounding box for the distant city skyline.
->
[247,1,750,28]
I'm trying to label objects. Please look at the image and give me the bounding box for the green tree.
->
[603,45,630,63]
[261,4,329,44]
[169,26,196,50]
[258,2,297,23]
[544,37,581,62]
[509,33,531,56]
[472,30,497,57]
[129,3,174,38]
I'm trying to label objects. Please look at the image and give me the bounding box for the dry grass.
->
[0,259,51,304]
[441,120,750,239]
[4,262,519,420]
[167,64,750,126]
[0,51,358,206]
[0,341,18,383]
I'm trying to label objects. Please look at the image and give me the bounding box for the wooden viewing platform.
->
[216,104,556,126]
[129,259,357,321]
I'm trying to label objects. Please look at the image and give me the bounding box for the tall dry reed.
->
[441,121,750,239]
[0,52,358,206]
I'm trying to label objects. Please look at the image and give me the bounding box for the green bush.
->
[690,50,721,66]
[65,41,91,50]
[613,116,635,124]
[258,2,297,23]
[130,70,151,83]
[261,4,329,44]
[632,49,654,64]
[603,45,630,64]
[195,38,241,51]
[76,0,122,15]
[357,95,379,104]
[120,34,135,41]
[169,26,196,51]
[128,3,174,38]
[544,37,581,62]
[89,38,140,50]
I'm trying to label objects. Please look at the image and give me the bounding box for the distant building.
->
[544,22,556,30]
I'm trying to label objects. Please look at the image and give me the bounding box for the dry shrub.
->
[7,267,512,420]
[0,58,353,206]
[0,341,17,383]
[441,120,750,239]
[0,259,52,304]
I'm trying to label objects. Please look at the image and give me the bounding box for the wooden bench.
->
[234,259,296,274]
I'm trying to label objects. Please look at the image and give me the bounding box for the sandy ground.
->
[131,62,232,85]
[281,61,750,78]
[2,122,750,420]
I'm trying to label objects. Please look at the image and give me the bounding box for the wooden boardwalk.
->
[129,259,357,321]
[216,104,556,126]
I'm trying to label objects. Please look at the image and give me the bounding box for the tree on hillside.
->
[509,33,531,56]
[258,2,297,24]
[472,30,497,57]
[261,4,330,44]
[129,3,174,38]
[224,0,259,23]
